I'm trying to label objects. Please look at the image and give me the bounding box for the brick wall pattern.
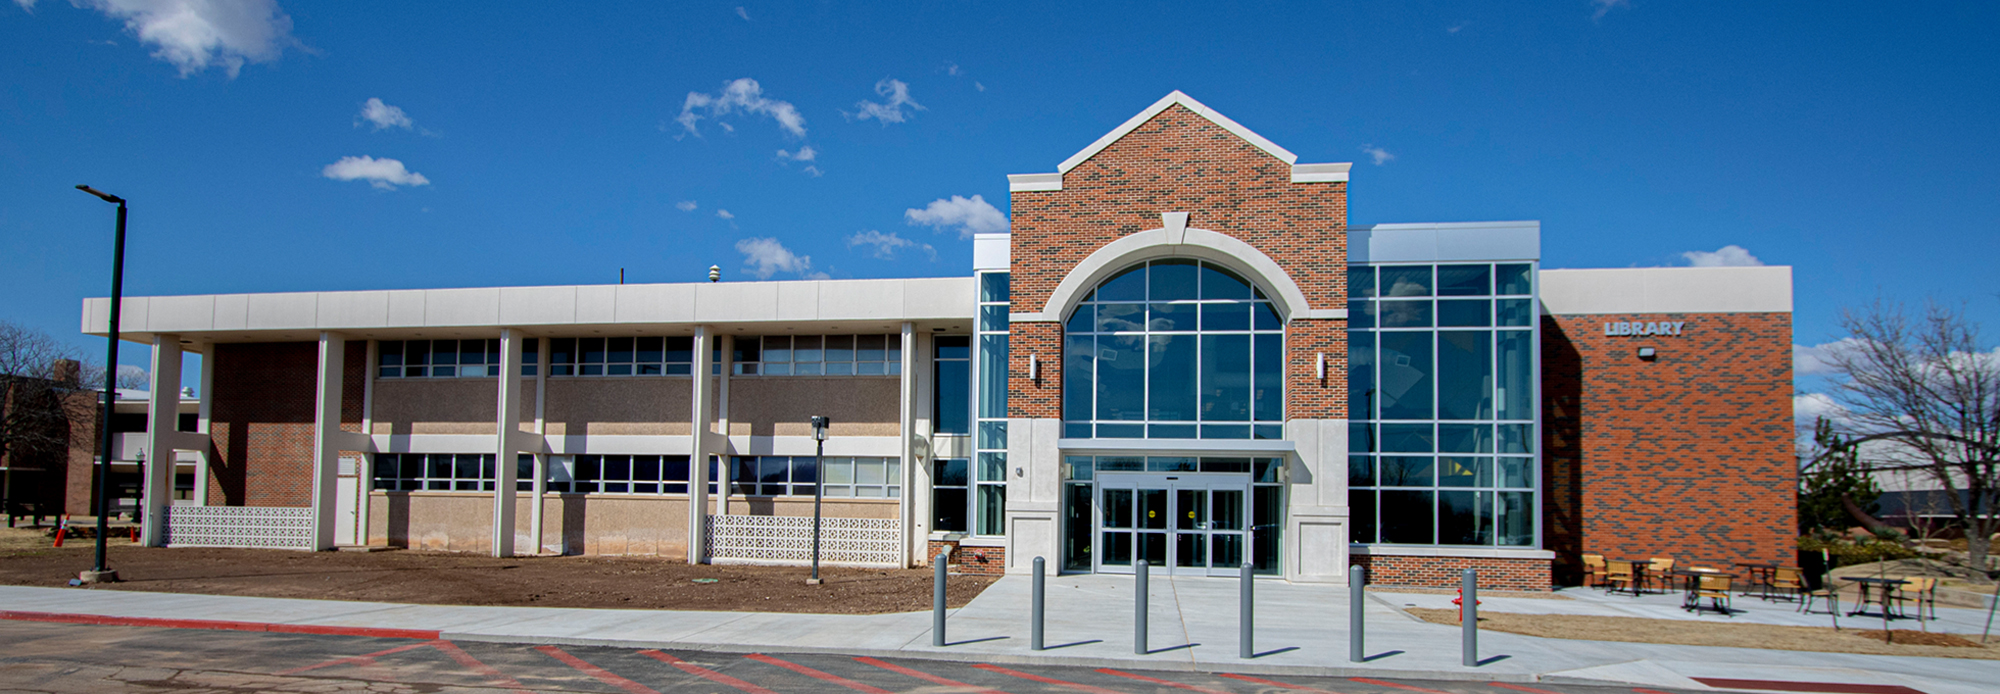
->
[927,539,1008,576]
[1354,554,1552,592]
[208,341,366,507]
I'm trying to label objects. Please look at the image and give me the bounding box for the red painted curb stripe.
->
[1219,672,1346,693]
[1096,667,1234,694]
[640,649,777,694]
[0,610,438,640]
[1633,689,1679,694]
[974,663,1125,694]
[1488,683,1564,694]
[275,641,432,675]
[1691,678,1926,694]
[853,656,1010,694]
[537,645,662,694]
[745,653,890,694]
[1352,677,1452,694]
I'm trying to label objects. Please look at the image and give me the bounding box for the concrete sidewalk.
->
[1,576,1993,694]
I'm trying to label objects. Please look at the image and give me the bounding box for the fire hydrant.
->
[1453,587,1482,623]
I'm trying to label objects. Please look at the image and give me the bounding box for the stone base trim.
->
[1354,553,1552,591]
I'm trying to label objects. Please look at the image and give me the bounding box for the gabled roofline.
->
[1056,91,1298,173]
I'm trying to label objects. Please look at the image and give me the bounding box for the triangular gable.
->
[1055,91,1299,173]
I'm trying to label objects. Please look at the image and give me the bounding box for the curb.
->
[0,610,440,640]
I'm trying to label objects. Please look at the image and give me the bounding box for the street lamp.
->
[76,184,126,584]
[807,415,829,585]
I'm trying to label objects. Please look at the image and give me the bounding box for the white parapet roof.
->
[83,277,977,346]
[1540,266,1793,315]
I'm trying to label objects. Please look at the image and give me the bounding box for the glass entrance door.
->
[1096,474,1250,576]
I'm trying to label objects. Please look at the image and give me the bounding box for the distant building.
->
[81,92,1795,589]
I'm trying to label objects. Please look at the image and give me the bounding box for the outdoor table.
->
[1613,559,1654,595]
[1843,576,1911,619]
[1673,569,1736,613]
[1734,562,1776,598]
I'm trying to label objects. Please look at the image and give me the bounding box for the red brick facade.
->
[1354,553,1552,592]
[208,341,365,507]
[1541,313,1796,584]
[928,539,1008,576]
[1007,103,1349,421]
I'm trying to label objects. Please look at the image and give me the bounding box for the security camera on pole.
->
[806,415,829,585]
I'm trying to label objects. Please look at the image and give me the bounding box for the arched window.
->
[1063,259,1285,439]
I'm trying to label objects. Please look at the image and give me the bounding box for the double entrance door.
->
[1095,473,1248,576]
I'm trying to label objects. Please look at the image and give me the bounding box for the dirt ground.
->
[1407,608,2000,660]
[0,526,993,614]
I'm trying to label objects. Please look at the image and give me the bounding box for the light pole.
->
[76,184,126,584]
[807,415,829,585]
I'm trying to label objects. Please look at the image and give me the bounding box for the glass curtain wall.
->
[1063,259,1284,439]
[1346,262,1538,548]
[973,272,1010,536]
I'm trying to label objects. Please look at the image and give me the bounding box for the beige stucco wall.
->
[370,379,530,436]
[543,378,694,436]
[729,377,900,437]
[366,492,899,555]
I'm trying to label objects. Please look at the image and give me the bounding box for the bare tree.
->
[1820,300,2000,570]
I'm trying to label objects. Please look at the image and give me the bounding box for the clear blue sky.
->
[3,1,1996,416]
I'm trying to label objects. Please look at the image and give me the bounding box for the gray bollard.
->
[1032,556,1046,651]
[933,552,948,647]
[1461,568,1478,667]
[1135,560,1149,655]
[1240,561,1254,659]
[1349,564,1365,662]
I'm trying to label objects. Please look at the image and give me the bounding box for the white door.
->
[334,473,358,546]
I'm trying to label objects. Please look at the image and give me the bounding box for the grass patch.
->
[1406,608,2000,660]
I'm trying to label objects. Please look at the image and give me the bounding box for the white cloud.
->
[849,78,924,124]
[1592,0,1630,21]
[77,0,297,78]
[1794,392,1845,427]
[1448,22,1468,34]
[16,0,37,13]
[975,82,986,92]
[776,145,816,162]
[321,156,430,190]
[1360,144,1394,166]
[847,230,936,261]
[677,78,805,138]
[356,98,412,131]
[735,237,813,279]
[1794,339,1863,377]
[1680,245,1764,267]
[734,6,749,21]
[675,200,698,212]
[715,209,735,220]
[905,194,1007,239]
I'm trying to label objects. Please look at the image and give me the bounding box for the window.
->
[729,335,902,376]
[371,453,500,491]
[542,455,698,494]
[1347,262,1538,548]
[725,456,904,497]
[545,337,680,376]
[933,335,970,435]
[972,272,1010,536]
[1063,259,1284,440]
[933,458,969,533]
[378,340,523,378]
[1059,456,1286,575]
[818,457,902,498]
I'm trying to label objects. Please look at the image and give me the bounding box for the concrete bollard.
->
[1032,556,1046,651]
[1240,561,1254,659]
[1462,568,1478,667]
[933,552,948,647]
[1350,564,1365,662]
[1135,560,1149,655]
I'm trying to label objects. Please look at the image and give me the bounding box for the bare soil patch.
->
[1406,608,2000,660]
[0,528,992,614]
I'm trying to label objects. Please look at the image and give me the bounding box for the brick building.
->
[83,92,1794,589]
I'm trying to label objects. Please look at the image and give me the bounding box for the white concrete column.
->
[530,336,549,555]
[687,325,714,564]
[356,339,377,545]
[910,331,935,564]
[898,322,915,567]
[194,342,215,507]
[715,334,732,516]
[309,332,346,551]
[141,334,182,547]
[491,329,524,557]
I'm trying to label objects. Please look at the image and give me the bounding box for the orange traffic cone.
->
[53,515,69,547]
